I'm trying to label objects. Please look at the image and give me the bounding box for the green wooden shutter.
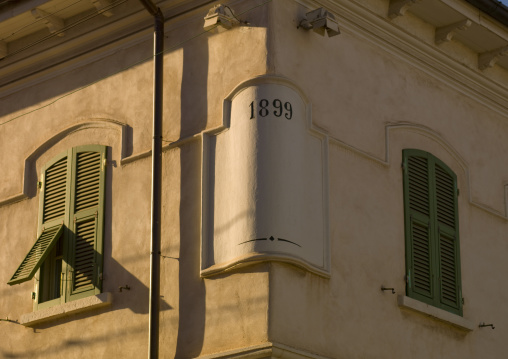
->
[67,145,106,300]
[435,161,462,315]
[8,225,64,285]
[9,150,71,287]
[42,156,68,223]
[403,150,462,316]
[404,150,434,301]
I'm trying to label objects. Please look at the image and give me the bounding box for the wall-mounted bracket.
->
[381,285,396,294]
[203,4,240,33]
[435,19,472,45]
[91,0,113,17]
[119,285,130,292]
[0,317,18,323]
[388,0,419,19]
[297,8,340,37]
[31,8,65,37]
[479,322,495,329]
[478,46,508,70]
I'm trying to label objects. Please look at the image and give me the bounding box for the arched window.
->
[402,149,462,316]
[8,145,107,310]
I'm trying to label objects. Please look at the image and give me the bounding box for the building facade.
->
[1,0,507,357]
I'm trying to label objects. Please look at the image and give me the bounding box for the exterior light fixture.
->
[203,4,239,32]
[298,8,340,37]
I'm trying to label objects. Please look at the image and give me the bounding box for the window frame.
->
[402,149,463,316]
[7,145,107,311]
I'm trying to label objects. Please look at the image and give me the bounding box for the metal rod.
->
[137,0,164,357]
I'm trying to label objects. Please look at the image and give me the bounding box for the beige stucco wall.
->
[0,1,270,357]
[267,0,508,358]
[1,0,508,358]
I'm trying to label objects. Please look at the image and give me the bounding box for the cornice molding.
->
[314,0,508,117]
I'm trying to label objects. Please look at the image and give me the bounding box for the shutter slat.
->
[439,232,459,308]
[408,156,429,216]
[72,219,96,292]
[74,152,101,213]
[436,165,456,228]
[411,220,432,297]
[43,157,68,222]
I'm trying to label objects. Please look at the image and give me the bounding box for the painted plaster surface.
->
[1,0,508,358]
[0,1,270,357]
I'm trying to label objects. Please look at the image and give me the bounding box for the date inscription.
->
[249,99,293,120]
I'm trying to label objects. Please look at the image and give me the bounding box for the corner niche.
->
[201,77,330,277]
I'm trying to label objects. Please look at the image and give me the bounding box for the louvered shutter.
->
[67,145,106,300]
[8,151,70,287]
[435,161,462,315]
[8,225,64,285]
[403,150,462,316]
[404,151,434,301]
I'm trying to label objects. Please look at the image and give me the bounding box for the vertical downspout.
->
[138,0,164,357]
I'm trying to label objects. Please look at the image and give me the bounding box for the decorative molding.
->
[478,45,508,70]
[328,122,508,221]
[319,0,508,116]
[388,0,419,19]
[201,75,330,278]
[435,19,472,45]
[31,8,65,37]
[0,119,129,207]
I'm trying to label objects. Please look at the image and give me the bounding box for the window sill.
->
[20,292,112,327]
[397,295,474,331]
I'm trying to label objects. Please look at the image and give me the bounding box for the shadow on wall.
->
[174,33,209,358]
[0,39,153,120]
[0,320,149,358]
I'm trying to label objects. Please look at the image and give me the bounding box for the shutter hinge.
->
[401,162,406,171]
[37,181,42,189]
[95,211,98,218]
[102,158,106,172]
[462,297,465,305]
[457,188,460,196]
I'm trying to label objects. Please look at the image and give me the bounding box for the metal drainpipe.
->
[138,0,164,357]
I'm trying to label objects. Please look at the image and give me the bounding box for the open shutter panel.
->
[435,163,461,312]
[406,153,433,299]
[8,225,64,285]
[69,146,106,298]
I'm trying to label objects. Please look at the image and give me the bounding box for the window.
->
[8,145,107,310]
[402,149,462,316]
